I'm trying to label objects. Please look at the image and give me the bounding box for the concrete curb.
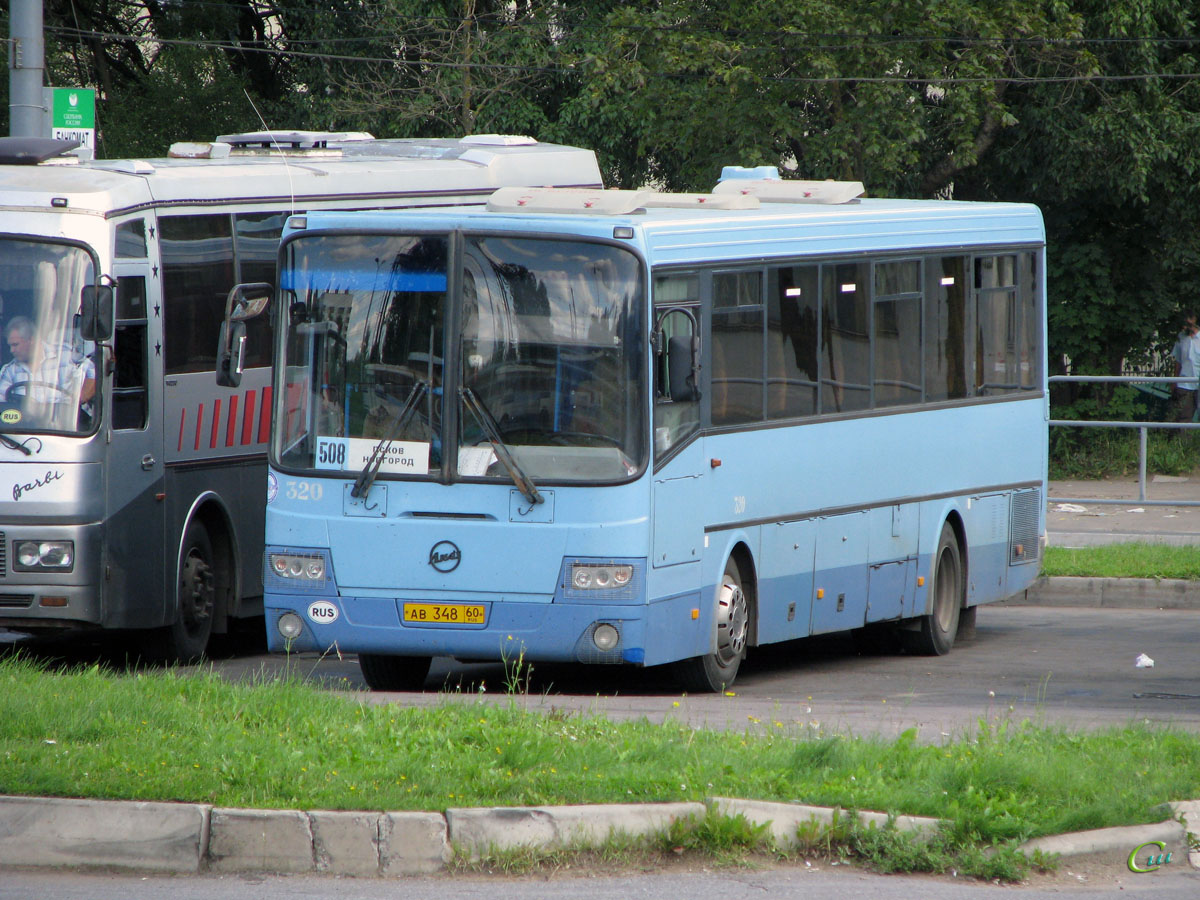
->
[1014,576,1200,610]
[1,793,1196,877]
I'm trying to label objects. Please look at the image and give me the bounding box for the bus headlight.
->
[14,540,75,571]
[269,552,325,581]
[570,564,633,590]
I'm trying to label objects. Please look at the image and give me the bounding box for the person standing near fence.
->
[1171,311,1200,422]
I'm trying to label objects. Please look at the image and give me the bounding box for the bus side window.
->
[653,274,700,459]
[711,270,764,425]
[161,213,235,375]
[767,265,818,418]
[113,276,149,430]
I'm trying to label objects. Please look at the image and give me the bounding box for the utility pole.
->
[8,0,46,137]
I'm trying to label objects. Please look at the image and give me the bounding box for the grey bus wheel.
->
[359,654,432,691]
[672,558,750,693]
[144,521,216,663]
[908,522,962,656]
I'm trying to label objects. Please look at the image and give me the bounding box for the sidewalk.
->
[1048,474,1200,547]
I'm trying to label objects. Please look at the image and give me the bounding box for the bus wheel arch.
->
[907,516,966,656]
[146,496,237,662]
[673,544,756,692]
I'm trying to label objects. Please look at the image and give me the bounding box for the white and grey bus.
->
[0,131,601,659]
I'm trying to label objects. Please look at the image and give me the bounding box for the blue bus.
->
[243,174,1046,691]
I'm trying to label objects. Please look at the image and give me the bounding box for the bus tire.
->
[359,654,431,691]
[673,558,750,693]
[907,521,962,656]
[145,521,216,663]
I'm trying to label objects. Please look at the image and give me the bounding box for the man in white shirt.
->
[1171,311,1200,422]
[0,316,95,424]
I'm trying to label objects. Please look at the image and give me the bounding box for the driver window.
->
[653,273,700,460]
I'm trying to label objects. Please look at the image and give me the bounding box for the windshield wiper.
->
[459,386,542,506]
[0,434,31,455]
[350,381,429,499]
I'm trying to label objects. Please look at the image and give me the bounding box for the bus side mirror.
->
[667,334,701,402]
[216,320,247,388]
[216,282,272,388]
[79,284,114,341]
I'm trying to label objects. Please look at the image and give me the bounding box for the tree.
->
[959,0,1200,377]
[555,0,1083,193]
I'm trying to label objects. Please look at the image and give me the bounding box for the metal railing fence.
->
[1049,374,1200,507]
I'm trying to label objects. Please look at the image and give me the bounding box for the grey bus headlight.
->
[269,552,326,581]
[14,540,74,571]
[570,564,633,590]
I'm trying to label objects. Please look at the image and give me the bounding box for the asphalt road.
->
[181,604,1200,739]
[3,862,1199,900]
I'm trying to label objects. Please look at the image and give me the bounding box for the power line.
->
[44,25,1200,86]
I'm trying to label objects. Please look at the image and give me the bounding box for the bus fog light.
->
[277,612,304,640]
[593,623,620,651]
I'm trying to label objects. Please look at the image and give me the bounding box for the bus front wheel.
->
[673,558,750,692]
[144,521,216,663]
[359,654,431,691]
[908,522,963,656]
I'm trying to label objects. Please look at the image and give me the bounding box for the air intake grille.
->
[0,531,6,576]
[1009,488,1042,565]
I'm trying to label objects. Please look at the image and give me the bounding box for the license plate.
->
[402,602,486,625]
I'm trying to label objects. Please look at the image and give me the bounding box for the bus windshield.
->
[277,232,647,483]
[0,238,98,435]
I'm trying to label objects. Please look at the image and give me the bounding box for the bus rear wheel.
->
[907,522,962,656]
[359,653,431,691]
[673,558,750,693]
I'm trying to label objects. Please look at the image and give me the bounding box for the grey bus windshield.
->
[0,238,98,436]
[277,233,647,483]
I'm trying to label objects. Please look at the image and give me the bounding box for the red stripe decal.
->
[241,389,256,445]
[194,403,204,451]
[177,408,186,452]
[226,395,239,447]
[258,387,272,444]
[210,398,222,449]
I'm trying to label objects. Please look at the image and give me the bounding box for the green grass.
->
[1043,543,1200,580]
[1049,424,1200,480]
[1,654,1197,881]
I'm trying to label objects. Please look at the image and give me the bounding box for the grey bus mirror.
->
[225,282,273,323]
[216,282,272,387]
[667,333,700,402]
[216,320,248,388]
[79,284,114,341]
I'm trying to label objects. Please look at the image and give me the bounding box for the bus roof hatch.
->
[712,178,866,204]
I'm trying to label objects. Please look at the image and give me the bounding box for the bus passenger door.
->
[103,268,166,626]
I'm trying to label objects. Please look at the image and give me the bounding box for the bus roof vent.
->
[168,141,233,159]
[487,187,656,215]
[712,178,866,205]
[0,136,82,166]
[642,192,760,210]
[461,134,538,146]
[214,130,376,153]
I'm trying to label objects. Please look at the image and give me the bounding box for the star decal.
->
[148,224,155,239]
[155,341,162,356]
[152,265,159,278]
[154,303,160,317]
